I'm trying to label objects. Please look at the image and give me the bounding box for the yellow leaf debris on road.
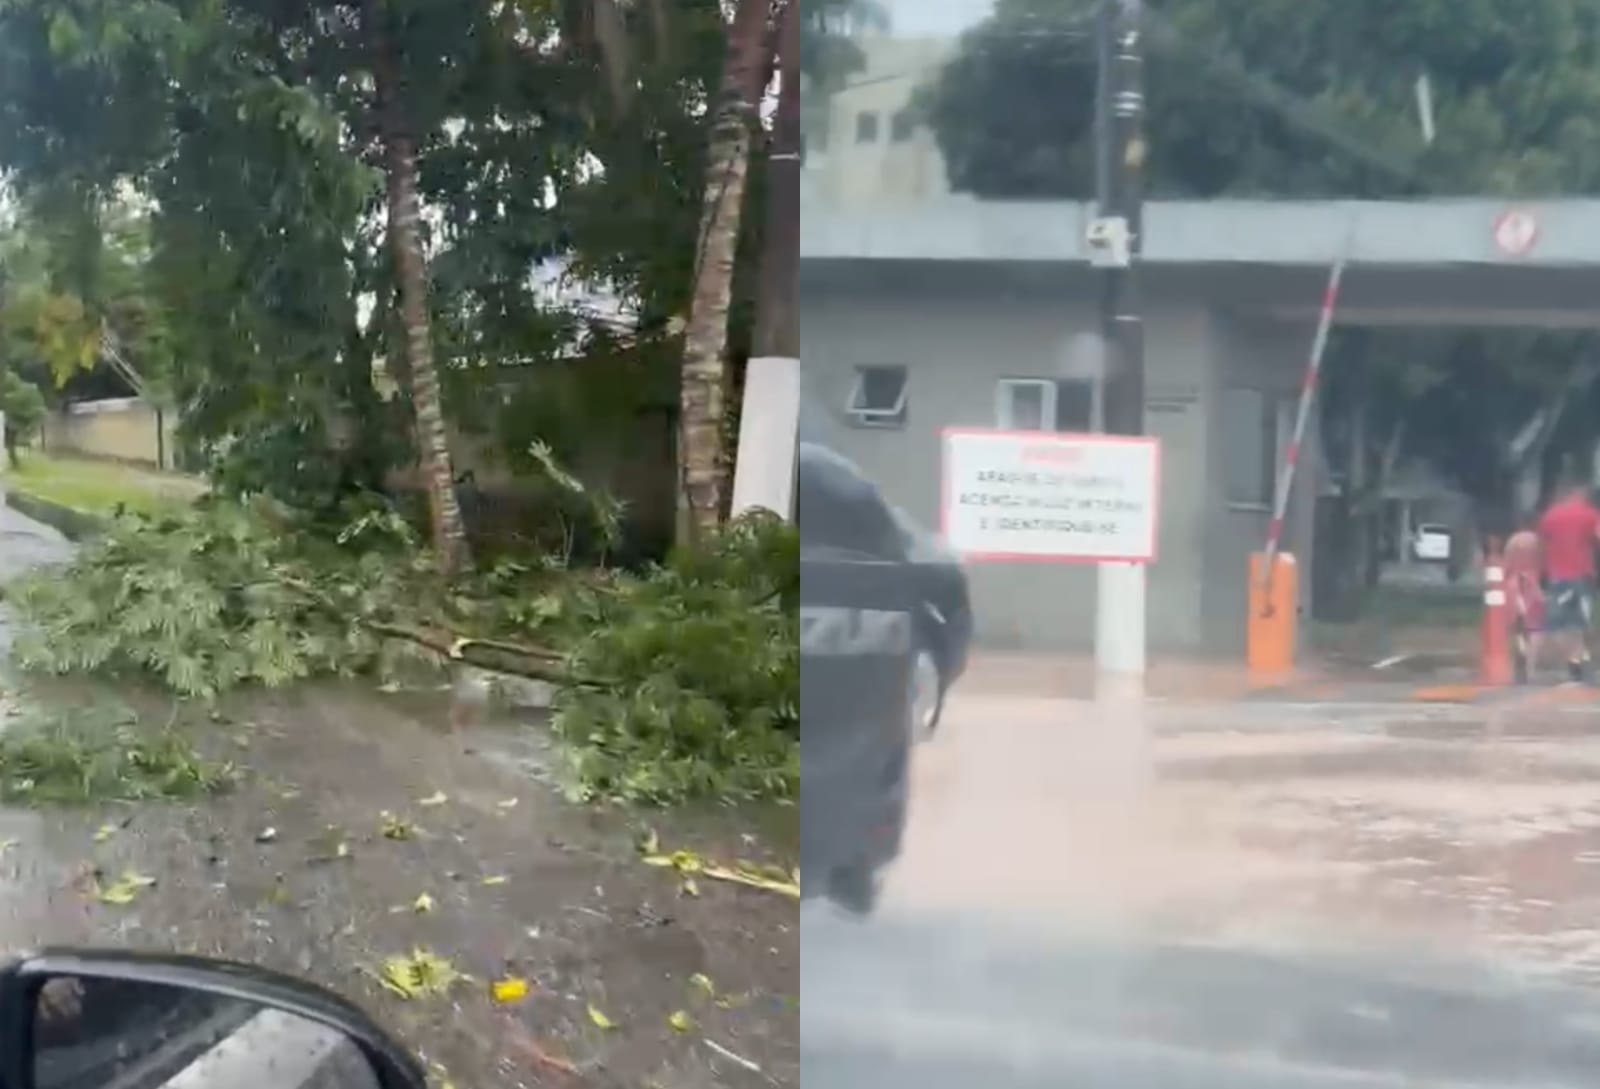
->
[642,848,704,875]
[704,860,800,898]
[491,976,531,1004]
[639,835,800,898]
[95,870,157,905]
[380,811,415,840]
[668,1010,694,1033]
[587,1003,617,1030]
[480,874,508,887]
[92,824,117,844]
[377,949,462,999]
[412,892,436,913]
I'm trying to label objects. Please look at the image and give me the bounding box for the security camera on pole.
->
[1088,0,1147,702]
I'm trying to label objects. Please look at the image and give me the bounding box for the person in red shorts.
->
[1504,525,1545,682]
[1537,482,1600,682]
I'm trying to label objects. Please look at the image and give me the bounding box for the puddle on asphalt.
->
[894,698,1600,991]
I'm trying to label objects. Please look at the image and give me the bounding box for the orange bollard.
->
[1248,552,1298,680]
[1481,539,1513,686]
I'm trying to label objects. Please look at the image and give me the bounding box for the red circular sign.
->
[1493,208,1539,256]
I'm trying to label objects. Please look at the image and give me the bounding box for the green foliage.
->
[911,0,1600,523]
[8,500,397,698]
[921,0,1600,200]
[0,193,173,397]
[0,704,234,806]
[550,512,799,805]
[0,370,48,457]
[10,489,800,806]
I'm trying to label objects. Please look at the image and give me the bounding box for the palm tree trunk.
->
[676,0,771,546]
[364,0,470,573]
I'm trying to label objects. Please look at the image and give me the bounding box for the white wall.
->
[802,268,1225,651]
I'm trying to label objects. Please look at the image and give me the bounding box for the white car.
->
[1412,523,1452,563]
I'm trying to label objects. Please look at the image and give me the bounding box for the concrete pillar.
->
[731,356,801,519]
[1096,562,1146,699]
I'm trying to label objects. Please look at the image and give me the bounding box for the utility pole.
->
[732,0,801,521]
[1091,0,1148,699]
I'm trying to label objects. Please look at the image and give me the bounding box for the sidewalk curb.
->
[3,488,107,542]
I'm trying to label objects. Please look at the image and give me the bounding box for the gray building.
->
[801,195,1600,654]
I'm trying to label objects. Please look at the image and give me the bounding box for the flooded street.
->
[803,686,1600,1087]
[887,691,1600,975]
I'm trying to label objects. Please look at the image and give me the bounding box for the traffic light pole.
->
[1093,0,1148,700]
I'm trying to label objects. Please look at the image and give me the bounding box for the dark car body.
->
[799,440,917,913]
[890,507,973,733]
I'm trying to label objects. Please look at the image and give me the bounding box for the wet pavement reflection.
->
[804,687,1600,1086]
[880,691,1600,976]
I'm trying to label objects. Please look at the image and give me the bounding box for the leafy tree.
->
[0,193,167,395]
[549,0,779,544]
[0,370,47,468]
[801,0,886,97]
[0,0,594,560]
[0,0,792,562]
[921,0,1600,200]
[914,0,1600,552]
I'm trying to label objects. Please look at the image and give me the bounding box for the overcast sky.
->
[880,0,996,37]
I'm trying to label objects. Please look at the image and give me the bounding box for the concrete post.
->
[730,356,801,519]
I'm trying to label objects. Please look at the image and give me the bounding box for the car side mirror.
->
[0,949,426,1089]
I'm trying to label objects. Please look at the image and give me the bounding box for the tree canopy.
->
[0,0,770,547]
[922,0,1600,201]
[911,0,1600,530]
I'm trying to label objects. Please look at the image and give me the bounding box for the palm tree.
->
[675,0,773,545]
[363,0,470,573]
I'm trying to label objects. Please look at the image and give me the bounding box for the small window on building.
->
[855,110,879,143]
[996,378,1096,432]
[996,379,1055,431]
[890,109,916,142]
[1221,387,1285,507]
[846,365,908,428]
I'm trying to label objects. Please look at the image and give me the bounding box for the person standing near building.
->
[1504,523,1545,682]
[1537,482,1600,682]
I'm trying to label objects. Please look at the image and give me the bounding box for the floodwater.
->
[804,687,1600,1087]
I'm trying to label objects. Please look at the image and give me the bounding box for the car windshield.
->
[801,1,1600,1087]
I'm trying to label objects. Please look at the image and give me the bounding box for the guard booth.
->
[803,195,1600,657]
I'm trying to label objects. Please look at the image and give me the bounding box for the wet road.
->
[0,500,76,943]
[803,689,1600,1086]
[0,499,72,656]
[0,503,800,1086]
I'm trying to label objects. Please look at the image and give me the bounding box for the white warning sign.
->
[941,428,1160,563]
